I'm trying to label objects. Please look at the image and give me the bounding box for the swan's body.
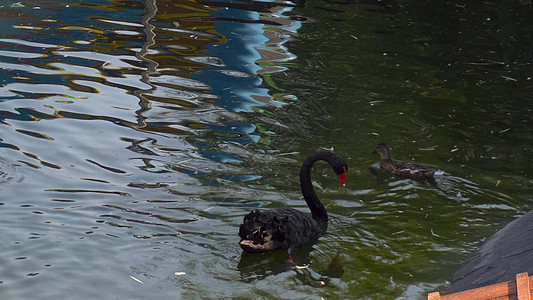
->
[372,143,435,180]
[238,151,348,255]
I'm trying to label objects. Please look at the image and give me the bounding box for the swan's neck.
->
[299,152,332,227]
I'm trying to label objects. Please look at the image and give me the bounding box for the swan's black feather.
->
[239,208,324,253]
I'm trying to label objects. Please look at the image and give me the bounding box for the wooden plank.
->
[438,280,515,300]
[530,277,533,299]
[429,272,533,300]
[516,272,530,300]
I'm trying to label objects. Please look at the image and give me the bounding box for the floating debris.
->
[498,128,510,134]
[129,275,144,284]
[501,76,518,82]
[418,146,436,151]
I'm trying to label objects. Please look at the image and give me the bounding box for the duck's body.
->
[238,151,348,255]
[372,143,435,180]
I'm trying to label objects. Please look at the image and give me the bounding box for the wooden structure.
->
[428,272,533,300]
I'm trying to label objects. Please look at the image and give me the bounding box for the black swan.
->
[238,151,348,255]
[446,210,533,294]
[372,143,436,180]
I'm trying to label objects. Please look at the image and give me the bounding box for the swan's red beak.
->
[338,168,347,187]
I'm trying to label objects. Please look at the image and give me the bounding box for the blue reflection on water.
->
[200,151,243,163]
[193,4,270,112]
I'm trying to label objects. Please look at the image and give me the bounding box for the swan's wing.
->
[239,209,322,253]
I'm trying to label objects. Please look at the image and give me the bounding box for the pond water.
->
[1,0,533,299]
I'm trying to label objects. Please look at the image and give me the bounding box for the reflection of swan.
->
[238,246,304,280]
[372,143,436,180]
[446,210,533,294]
[237,247,344,281]
[238,151,348,256]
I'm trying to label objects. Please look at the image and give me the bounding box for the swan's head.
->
[372,143,392,160]
[331,156,348,187]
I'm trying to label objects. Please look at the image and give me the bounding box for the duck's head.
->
[372,143,392,160]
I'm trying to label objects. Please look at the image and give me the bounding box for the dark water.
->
[0,0,532,299]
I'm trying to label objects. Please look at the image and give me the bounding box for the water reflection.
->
[0,0,305,298]
[0,0,300,178]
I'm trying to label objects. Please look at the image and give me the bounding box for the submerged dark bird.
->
[372,143,436,180]
[238,151,348,255]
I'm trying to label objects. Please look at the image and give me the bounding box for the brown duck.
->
[372,143,436,180]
